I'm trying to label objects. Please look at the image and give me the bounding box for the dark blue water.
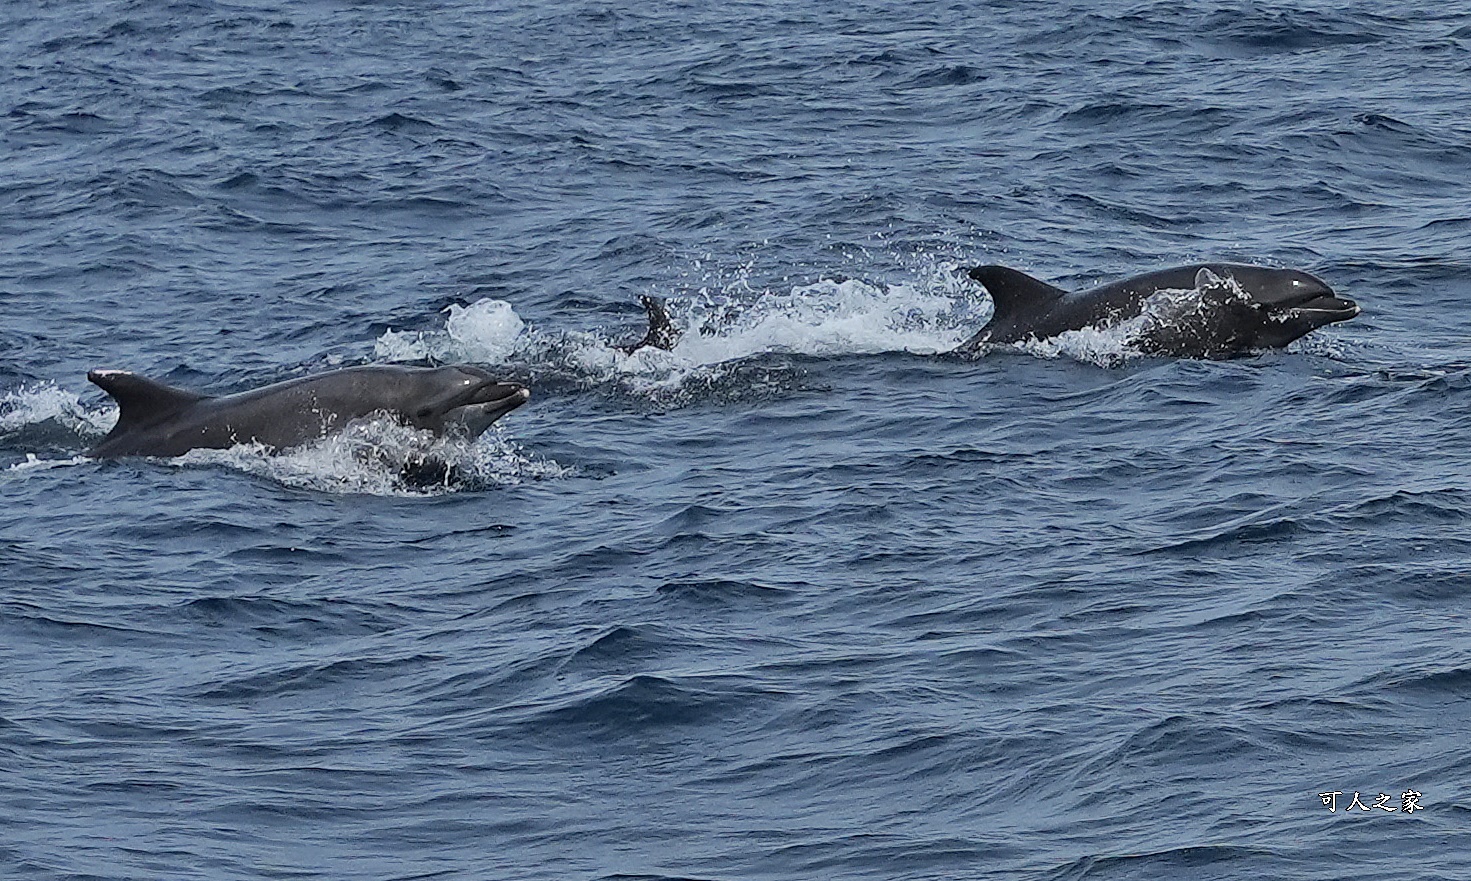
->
[4,1,1470,878]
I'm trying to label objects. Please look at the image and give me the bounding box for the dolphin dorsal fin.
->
[88,370,207,428]
[967,266,1069,322]
[1195,267,1225,289]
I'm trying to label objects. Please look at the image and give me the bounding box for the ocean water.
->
[3,1,1470,878]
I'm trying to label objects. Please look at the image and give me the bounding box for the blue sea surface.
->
[3,1,1470,878]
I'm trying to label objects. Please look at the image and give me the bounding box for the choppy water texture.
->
[3,1,1471,878]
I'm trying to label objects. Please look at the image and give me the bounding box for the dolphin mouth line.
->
[1279,294,1359,319]
[438,382,529,437]
[452,382,530,414]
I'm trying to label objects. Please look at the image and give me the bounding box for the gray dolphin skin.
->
[87,364,530,458]
[953,263,1360,359]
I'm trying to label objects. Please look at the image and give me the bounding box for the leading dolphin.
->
[87,364,529,458]
[954,263,1359,359]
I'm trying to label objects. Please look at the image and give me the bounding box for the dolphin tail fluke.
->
[88,370,207,431]
[620,295,680,354]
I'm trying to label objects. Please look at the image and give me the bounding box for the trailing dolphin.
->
[86,364,529,458]
[954,263,1359,359]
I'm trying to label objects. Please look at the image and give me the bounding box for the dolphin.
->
[954,263,1359,359]
[86,364,529,458]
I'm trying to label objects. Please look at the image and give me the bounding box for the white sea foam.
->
[372,259,985,396]
[7,453,92,473]
[172,417,567,497]
[1,384,112,476]
[677,276,975,360]
[0,384,115,436]
[1011,323,1145,366]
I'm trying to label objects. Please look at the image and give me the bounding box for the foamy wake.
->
[2,384,114,474]
[9,454,92,472]
[370,261,1346,379]
[1010,325,1142,366]
[371,262,987,394]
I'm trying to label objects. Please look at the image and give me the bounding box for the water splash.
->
[1012,324,1145,366]
[375,299,526,363]
[0,384,114,436]
[172,417,568,497]
[675,275,976,360]
[373,258,985,398]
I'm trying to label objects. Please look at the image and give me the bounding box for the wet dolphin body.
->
[87,364,529,458]
[954,263,1359,359]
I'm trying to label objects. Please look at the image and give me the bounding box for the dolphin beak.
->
[464,381,530,420]
[445,382,530,438]
[468,381,529,407]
